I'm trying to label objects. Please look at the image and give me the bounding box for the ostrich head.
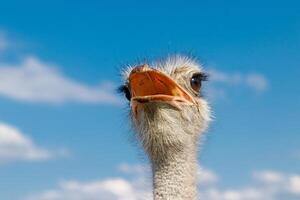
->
[119,56,210,162]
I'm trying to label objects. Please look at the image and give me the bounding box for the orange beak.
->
[128,64,195,115]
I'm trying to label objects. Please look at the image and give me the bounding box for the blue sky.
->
[0,1,299,199]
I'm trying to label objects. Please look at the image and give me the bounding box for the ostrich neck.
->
[151,142,198,200]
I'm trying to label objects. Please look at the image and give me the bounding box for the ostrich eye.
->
[190,73,208,92]
[118,85,131,101]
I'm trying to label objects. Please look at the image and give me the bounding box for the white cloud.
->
[25,163,152,200]
[200,187,265,200]
[0,123,50,161]
[0,56,121,105]
[206,69,269,100]
[253,170,284,183]
[26,178,151,200]
[208,69,268,91]
[199,169,300,200]
[0,122,54,163]
[118,163,149,175]
[25,163,300,200]
[245,74,268,92]
[198,167,219,185]
[26,177,151,200]
[289,176,300,194]
[208,69,242,84]
[0,30,267,105]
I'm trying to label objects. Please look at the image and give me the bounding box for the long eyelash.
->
[200,72,209,81]
[117,85,128,94]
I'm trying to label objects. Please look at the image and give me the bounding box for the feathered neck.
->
[151,138,198,200]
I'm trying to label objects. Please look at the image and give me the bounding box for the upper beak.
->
[128,64,195,114]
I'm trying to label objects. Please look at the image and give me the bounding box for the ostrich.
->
[119,55,211,200]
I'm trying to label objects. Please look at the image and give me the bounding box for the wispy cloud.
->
[0,30,266,106]
[253,171,284,183]
[208,69,268,91]
[245,73,268,92]
[118,163,149,175]
[0,122,66,164]
[0,56,121,105]
[198,166,219,185]
[206,69,269,100]
[25,164,300,200]
[26,163,152,200]
[199,170,300,200]
[26,178,140,200]
[289,176,300,194]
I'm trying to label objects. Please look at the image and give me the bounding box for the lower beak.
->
[128,65,195,114]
